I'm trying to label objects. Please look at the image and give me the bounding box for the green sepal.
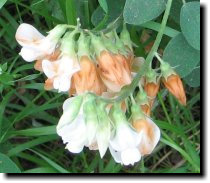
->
[90,33,106,57]
[47,24,67,41]
[77,32,91,60]
[131,103,145,121]
[145,68,159,84]
[120,23,133,52]
[136,90,149,106]
[114,30,128,56]
[160,61,176,80]
[60,30,78,58]
[101,33,118,54]
[83,97,98,125]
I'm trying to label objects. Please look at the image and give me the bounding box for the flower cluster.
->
[15,22,187,166]
[57,94,160,166]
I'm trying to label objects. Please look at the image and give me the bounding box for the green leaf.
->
[24,167,58,173]
[184,65,200,87]
[123,0,165,25]
[29,149,70,173]
[91,0,125,28]
[0,152,21,173]
[170,0,199,24]
[98,0,108,13]
[180,2,200,50]
[0,0,7,9]
[10,125,56,137]
[163,33,200,78]
[66,0,77,25]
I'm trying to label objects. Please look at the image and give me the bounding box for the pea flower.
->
[72,33,106,95]
[91,34,132,92]
[144,69,160,108]
[56,96,86,153]
[131,104,160,156]
[42,31,80,92]
[109,104,142,166]
[57,94,111,158]
[42,54,80,92]
[15,23,67,62]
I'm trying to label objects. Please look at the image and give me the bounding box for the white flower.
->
[56,96,88,153]
[109,105,142,166]
[15,23,66,62]
[42,54,80,92]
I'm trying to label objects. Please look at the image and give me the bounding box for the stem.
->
[182,0,186,4]
[97,0,173,103]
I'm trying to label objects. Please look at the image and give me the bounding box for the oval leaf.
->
[123,0,166,25]
[0,153,21,173]
[180,2,200,50]
[163,33,200,78]
[183,65,200,87]
[98,0,108,13]
[91,0,125,28]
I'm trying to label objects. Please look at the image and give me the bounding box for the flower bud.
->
[160,61,186,106]
[163,74,187,106]
[136,90,151,116]
[144,69,159,107]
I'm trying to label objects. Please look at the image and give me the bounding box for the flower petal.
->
[42,59,57,78]
[121,148,141,166]
[138,117,161,155]
[15,23,44,47]
[109,145,122,164]
[19,47,43,62]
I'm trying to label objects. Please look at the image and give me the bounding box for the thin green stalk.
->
[158,93,172,124]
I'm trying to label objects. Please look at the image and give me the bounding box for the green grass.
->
[0,0,200,173]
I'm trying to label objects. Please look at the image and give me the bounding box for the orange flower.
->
[163,74,186,106]
[97,51,132,92]
[72,56,106,95]
[144,81,160,107]
[132,118,160,155]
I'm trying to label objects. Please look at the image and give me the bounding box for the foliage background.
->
[0,0,200,173]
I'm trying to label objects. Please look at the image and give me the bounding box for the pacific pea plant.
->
[0,0,200,173]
